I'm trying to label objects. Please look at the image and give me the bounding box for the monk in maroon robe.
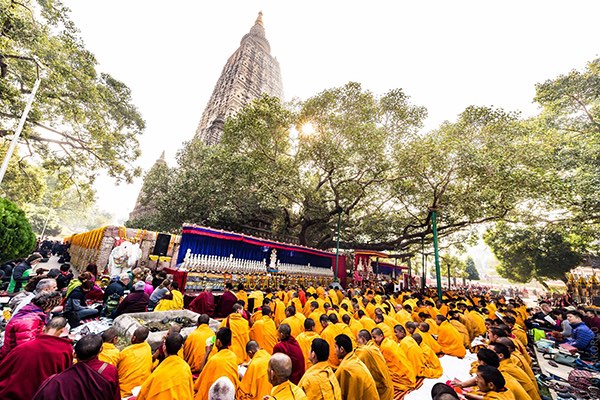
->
[272,323,305,384]
[188,287,215,316]
[33,334,120,400]
[0,317,73,400]
[215,283,239,318]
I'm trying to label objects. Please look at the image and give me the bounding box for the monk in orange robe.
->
[334,334,380,400]
[99,328,120,366]
[298,338,342,400]
[281,306,305,338]
[355,330,394,400]
[117,327,153,398]
[239,341,272,400]
[342,313,363,339]
[249,306,278,354]
[296,318,321,370]
[435,315,466,358]
[194,327,240,400]
[448,311,471,347]
[372,328,416,394]
[358,310,377,332]
[417,322,443,354]
[412,334,442,378]
[183,314,216,374]
[395,325,425,377]
[319,314,343,368]
[219,303,250,363]
[137,333,194,400]
[307,301,325,334]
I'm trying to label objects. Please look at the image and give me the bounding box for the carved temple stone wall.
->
[194,12,284,145]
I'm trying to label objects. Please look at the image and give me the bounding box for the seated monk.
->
[265,353,308,399]
[99,328,120,366]
[296,318,321,370]
[417,322,442,354]
[249,305,278,354]
[448,310,471,347]
[334,333,380,400]
[372,327,416,394]
[182,314,216,374]
[465,365,516,400]
[33,334,119,400]
[355,329,394,400]
[319,314,343,368]
[374,313,394,339]
[219,303,250,364]
[239,340,272,400]
[495,337,536,384]
[395,324,425,377]
[117,326,153,398]
[490,342,540,400]
[137,333,194,399]
[281,306,305,338]
[298,338,342,400]
[194,327,240,400]
[272,323,305,385]
[435,315,466,358]
[412,334,443,378]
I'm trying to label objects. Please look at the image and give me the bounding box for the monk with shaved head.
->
[266,353,308,399]
[117,326,153,398]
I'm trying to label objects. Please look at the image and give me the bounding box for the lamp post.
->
[334,212,341,282]
[0,55,42,187]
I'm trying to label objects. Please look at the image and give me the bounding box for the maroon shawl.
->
[273,336,306,384]
[189,291,215,316]
[0,334,73,400]
[33,357,120,400]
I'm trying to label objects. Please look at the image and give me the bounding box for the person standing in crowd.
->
[216,283,239,318]
[0,317,72,400]
[33,334,120,400]
[0,291,62,360]
[8,253,42,293]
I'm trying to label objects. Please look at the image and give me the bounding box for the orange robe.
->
[154,290,184,311]
[335,350,380,400]
[182,324,217,374]
[499,358,540,400]
[281,315,304,338]
[355,342,394,400]
[419,330,442,354]
[268,380,308,399]
[137,354,194,400]
[511,353,536,385]
[307,310,324,334]
[272,299,287,326]
[220,313,250,363]
[359,316,377,332]
[449,319,470,347]
[98,342,120,366]
[239,349,272,400]
[437,321,466,357]
[236,290,248,310]
[298,361,343,400]
[296,331,321,370]
[378,338,416,393]
[419,342,443,378]
[320,324,343,368]
[249,315,278,354]
[117,342,153,398]
[400,336,425,377]
[194,349,239,400]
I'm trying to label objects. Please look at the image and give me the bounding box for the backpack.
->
[105,293,121,315]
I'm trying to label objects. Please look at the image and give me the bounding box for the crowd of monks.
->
[1,283,542,400]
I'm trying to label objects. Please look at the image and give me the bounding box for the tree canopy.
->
[0,196,35,262]
[1,0,145,197]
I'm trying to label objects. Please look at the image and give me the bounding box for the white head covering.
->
[208,376,235,400]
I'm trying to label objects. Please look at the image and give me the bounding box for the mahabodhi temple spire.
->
[194,12,284,145]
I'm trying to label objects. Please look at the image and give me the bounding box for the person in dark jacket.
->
[566,311,595,352]
[63,280,99,327]
[55,264,73,292]
[104,273,130,303]
[114,280,149,317]
[8,253,42,293]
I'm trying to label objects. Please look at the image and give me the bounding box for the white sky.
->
[62,0,600,223]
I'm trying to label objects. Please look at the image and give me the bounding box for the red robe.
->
[273,337,306,385]
[215,290,239,318]
[0,334,73,400]
[33,356,120,400]
[188,291,215,317]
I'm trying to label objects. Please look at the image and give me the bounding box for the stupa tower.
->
[194,12,284,144]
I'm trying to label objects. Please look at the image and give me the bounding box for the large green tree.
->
[0,197,35,262]
[465,256,480,280]
[1,0,144,196]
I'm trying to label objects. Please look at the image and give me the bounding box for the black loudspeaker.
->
[593,296,600,307]
[152,233,171,256]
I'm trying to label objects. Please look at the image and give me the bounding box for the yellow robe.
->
[512,326,528,347]
[308,310,325,334]
[298,361,343,400]
[378,337,416,393]
[220,313,250,363]
[249,315,278,354]
[395,309,412,326]
[355,342,394,400]
[511,353,536,385]
[239,349,272,400]
[499,358,540,400]
[449,319,470,347]
[360,316,377,332]
[320,324,343,368]
[137,355,194,400]
[419,330,442,354]
[272,299,287,326]
[117,341,153,398]
[503,371,533,400]
[237,290,249,310]
[425,318,439,335]
[400,336,425,377]
[268,380,308,400]
[335,350,380,400]
[154,290,184,311]
[281,315,304,338]
[328,289,340,306]
[437,321,466,357]
[194,349,239,400]
[483,389,517,400]
[98,342,120,366]
[347,318,363,339]
[511,337,532,365]
[296,331,321,370]
[419,342,443,378]
[291,298,303,313]
[469,310,487,337]
[182,324,217,374]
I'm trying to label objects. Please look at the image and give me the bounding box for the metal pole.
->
[407,257,412,290]
[0,69,41,187]
[447,259,451,289]
[421,237,425,291]
[40,209,52,238]
[334,212,341,282]
[431,209,442,300]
